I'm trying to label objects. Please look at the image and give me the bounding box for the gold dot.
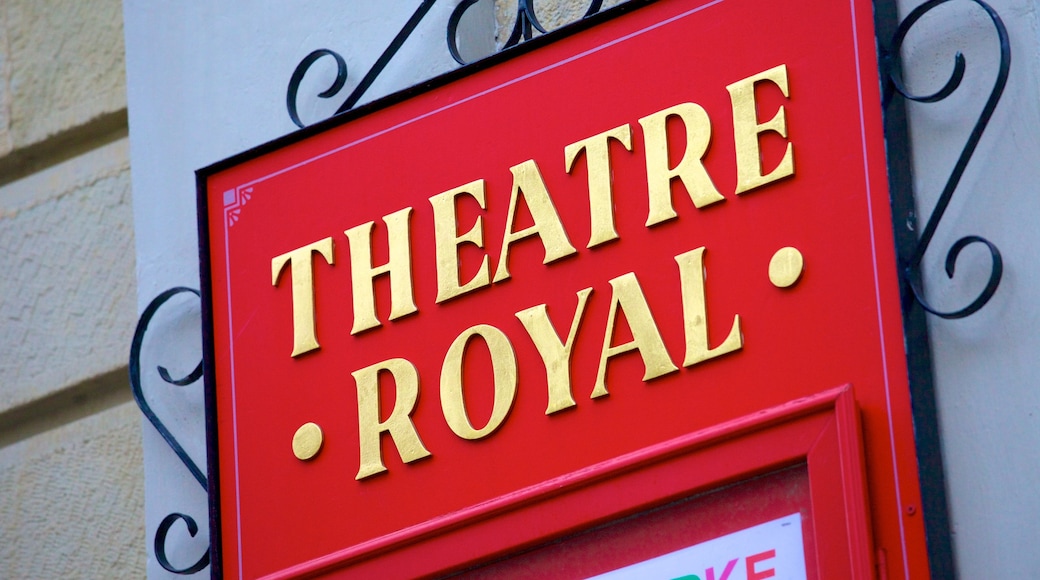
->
[769,247,804,288]
[292,422,324,461]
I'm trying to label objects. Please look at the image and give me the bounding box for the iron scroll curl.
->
[286,0,437,128]
[883,0,1008,319]
[448,0,604,65]
[129,286,209,574]
[289,0,608,127]
[286,49,349,130]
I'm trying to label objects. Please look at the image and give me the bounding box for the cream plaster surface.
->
[0,138,135,413]
[0,5,11,158]
[495,0,629,45]
[0,402,145,578]
[0,0,143,576]
[2,0,126,149]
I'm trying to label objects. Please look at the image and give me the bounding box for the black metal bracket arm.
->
[881,0,1007,319]
[287,0,438,128]
[129,287,209,575]
[287,0,606,128]
[877,1,1009,577]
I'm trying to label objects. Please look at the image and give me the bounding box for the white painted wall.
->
[895,0,1040,576]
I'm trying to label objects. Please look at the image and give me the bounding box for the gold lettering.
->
[676,247,743,366]
[430,180,491,303]
[344,207,418,335]
[727,64,794,194]
[352,358,431,480]
[592,273,678,398]
[440,324,518,440]
[564,125,633,248]
[515,287,593,414]
[493,160,577,283]
[638,103,724,227]
[271,237,335,357]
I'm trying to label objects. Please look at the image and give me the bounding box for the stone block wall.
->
[0,0,143,576]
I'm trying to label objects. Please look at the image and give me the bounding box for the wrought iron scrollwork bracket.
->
[130,286,209,575]
[287,0,606,128]
[132,2,1010,575]
[882,0,1008,319]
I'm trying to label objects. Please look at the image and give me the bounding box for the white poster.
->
[590,513,807,580]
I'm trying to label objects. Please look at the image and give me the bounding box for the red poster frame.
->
[273,386,872,578]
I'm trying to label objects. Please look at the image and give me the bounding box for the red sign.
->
[199,0,930,577]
